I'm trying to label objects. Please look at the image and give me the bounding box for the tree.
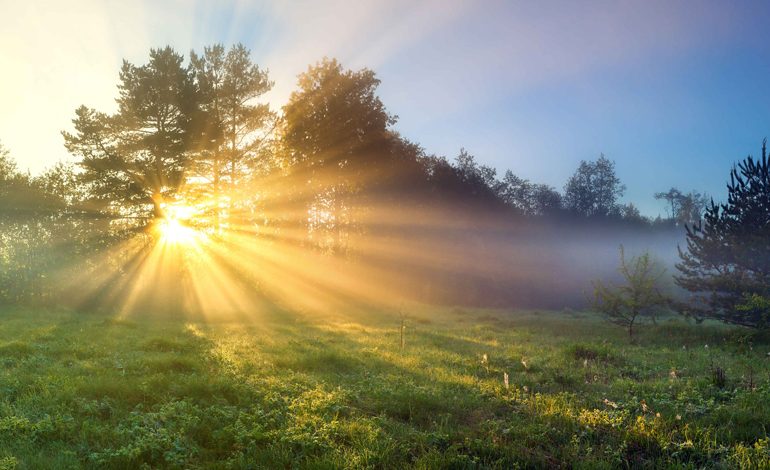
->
[676,141,770,328]
[280,58,396,251]
[498,170,532,213]
[618,202,647,224]
[189,44,274,223]
[564,154,625,217]
[655,188,708,226]
[454,148,503,202]
[497,171,562,216]
[0,142,16,181]
[530,184,563,216]
[0,141,58,216]
[0,144,89,303]
[63,47,197,220]
[676,191,708,227]
[593,246,668,337]
[654,188,682,220]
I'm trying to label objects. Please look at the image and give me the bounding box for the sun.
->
[158,217,196,244]
[155,203,199,245]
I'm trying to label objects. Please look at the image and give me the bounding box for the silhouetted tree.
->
[655,187,707,226]
[497,170,532,214]
[654,188,683,220]
[676,191,708,227]
[497,171,563,216]
[564,154,625,217]
[529,184,563,216]
[453,149,503,202]
[618,203,647,224]
[189,44,274,223]
[63,47,197,220]
[281,58,396,251]
[676,141,770,328]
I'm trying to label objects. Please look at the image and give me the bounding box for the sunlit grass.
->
[0,306,769,468]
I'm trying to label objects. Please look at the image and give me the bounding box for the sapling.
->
[593,246,669,337]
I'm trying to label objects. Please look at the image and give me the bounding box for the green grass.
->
[0,305,769,468]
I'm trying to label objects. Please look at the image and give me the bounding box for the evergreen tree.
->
[676,141,770,328]
[189,44,274,223]
[63,47,197,220]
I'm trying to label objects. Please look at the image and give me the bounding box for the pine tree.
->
[63,47,197,220]
[676,140,770,328]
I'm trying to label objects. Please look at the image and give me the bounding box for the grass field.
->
[0,305,769,469]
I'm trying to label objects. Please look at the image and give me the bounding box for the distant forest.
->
[0,45,715,311]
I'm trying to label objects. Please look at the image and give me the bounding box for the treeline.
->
[0,146,117,304]
[0,45,700,310]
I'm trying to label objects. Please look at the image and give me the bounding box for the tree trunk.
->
[152,192,164,219]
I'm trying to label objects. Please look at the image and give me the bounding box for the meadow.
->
[0,305,769,469]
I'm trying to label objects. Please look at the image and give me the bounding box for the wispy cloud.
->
[0,0,754,179]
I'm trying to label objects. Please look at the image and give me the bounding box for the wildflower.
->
[655,412,661,418]
[705,344,709,349]
[669,369,678,379]
[676,414,682,420]
[503,372,509,389]
[641,400,648,413]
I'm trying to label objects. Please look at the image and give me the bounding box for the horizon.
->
[2,0,770,216]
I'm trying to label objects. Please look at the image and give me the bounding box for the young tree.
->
[593,246,668,337]
[564,154,625,217]
[676,141,770,328]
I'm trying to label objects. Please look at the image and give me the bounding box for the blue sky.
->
[2,0,770,215]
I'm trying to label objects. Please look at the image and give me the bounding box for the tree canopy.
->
[564,154,626,217]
